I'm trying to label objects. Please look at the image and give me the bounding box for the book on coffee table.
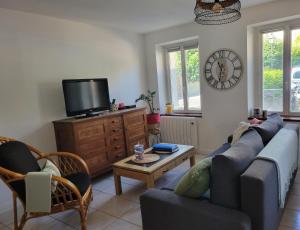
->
[152,143,179,154]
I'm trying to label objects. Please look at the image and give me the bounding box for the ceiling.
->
[0,0,279,33]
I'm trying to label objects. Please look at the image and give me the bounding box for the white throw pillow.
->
[41,160,61,192]
[231,122,250,145]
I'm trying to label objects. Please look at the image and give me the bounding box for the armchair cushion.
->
[65,172,91,195]
[10,172,91,203]
[0,141,40,174]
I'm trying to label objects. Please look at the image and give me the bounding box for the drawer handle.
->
[114,146,120,150]
[113,137,120,141]
[162,169,169,173]
[112,129,118,133]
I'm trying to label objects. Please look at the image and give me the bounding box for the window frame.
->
[259,23,300,116]
[165,41,201,114]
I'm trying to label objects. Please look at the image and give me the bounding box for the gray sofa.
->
[140,122,299,230]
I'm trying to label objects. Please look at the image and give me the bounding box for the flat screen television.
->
[62,78,110,117]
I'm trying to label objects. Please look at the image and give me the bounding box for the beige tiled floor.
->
[1,155,300,230]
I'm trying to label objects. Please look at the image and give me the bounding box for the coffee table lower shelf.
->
[112,145,196,195]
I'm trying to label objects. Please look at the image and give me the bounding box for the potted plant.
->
[135,90,160,124]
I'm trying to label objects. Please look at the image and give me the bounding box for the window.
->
[262,31,284,112]
[261,26,300,115]
[166,42,201,113]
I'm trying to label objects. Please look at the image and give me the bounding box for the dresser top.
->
[53,107,146,124]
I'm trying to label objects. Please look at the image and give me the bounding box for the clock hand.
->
[218,62,222,69]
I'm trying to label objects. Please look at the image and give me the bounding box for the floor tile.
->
[291,183,300,196]
[120,206,142,226]
[0,202,23,226]
[120,177,144,187]
[99,196,139,218]
[103,219,142,230]
[90,191,116,210]
[280,208,300,229]
[93,178,135,195]
[21,216,75,230]
[119,185,146,203]
[53,209,117,230]
[286,194,300,211]
[279,225,296,230]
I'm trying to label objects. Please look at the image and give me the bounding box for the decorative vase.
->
[147,113,160,125]
[166,104,173,114]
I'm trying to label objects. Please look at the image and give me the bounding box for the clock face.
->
[205,49,243,90]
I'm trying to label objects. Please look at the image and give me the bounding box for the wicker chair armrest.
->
[0,166,24,183]
[39,152,90,176]
[51,175,82,202]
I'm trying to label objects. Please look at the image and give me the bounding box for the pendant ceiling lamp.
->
[194,0,241,25]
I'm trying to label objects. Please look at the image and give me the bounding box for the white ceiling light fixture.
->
[194,0,241,25]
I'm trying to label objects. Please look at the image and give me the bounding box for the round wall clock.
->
[205,49,243,90]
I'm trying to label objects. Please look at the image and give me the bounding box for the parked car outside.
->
[291,67,300,90]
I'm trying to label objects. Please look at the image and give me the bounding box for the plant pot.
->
[147,113,160,125]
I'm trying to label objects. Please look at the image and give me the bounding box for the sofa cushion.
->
[268,113,284,128]
[231,122,250,145]
[208,143,232,158]
[238,129,264,153]
[0,141,40,174]
[284,123,299,136]
[211,130,263,209]
[252,121,280,146]
[175,157,212,198]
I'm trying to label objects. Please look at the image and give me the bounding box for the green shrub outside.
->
[263,68,283,89]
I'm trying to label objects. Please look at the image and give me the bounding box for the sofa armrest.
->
[140,189,251,230]
[241,159,280,230]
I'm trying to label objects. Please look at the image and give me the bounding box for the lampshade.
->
[194,0,241,25]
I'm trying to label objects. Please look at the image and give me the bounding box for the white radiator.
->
[160,116,199,149]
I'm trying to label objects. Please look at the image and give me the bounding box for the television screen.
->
[62,79,110,117]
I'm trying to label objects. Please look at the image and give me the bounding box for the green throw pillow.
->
[175,157,212,198]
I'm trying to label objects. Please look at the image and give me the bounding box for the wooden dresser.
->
[53,108,148,177]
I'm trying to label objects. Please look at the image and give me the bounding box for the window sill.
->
[248,116,300,122]
[161,113,202,118]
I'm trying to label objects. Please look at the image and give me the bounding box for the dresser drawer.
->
[81,148,107,160]
[75,121,105,142]
[153,162,176,180]
[111,143,125,154]
[109,143,126,162]
[124,111,145,127]
[109,127,124,136]
[78,139,107,153]
[107,116,122,127]
[110,134,125,146]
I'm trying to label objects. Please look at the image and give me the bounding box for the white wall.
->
[0,8,147,152]
[144,0,300,153]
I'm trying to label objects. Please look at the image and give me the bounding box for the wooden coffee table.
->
[112,145,196,195]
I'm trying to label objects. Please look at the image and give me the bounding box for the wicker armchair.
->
[0,137,93,230]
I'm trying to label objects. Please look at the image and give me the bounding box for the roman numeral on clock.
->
[232,75,240,82]
[221,82,226,89]
[206,75,214,84]
[213,53,218,60]
[212,80,219,88]
[234,66,242,71]
[219,50,225,58]
[231,56,239,63]
[205,68,211,74]
[228,80,235,87]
